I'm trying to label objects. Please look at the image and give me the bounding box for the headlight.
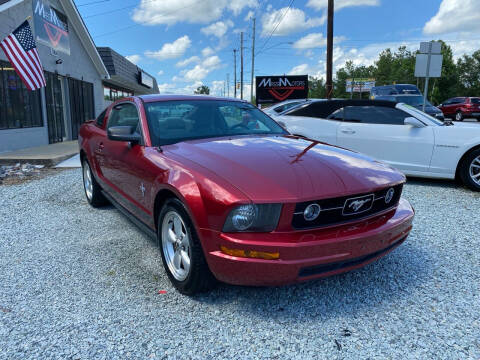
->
[223,204,282,232]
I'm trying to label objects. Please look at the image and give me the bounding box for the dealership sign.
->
[33,0,70,55]
[346,78,375,93]
[256,75,308,105]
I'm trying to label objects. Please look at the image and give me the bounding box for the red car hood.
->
[165,135,405,202]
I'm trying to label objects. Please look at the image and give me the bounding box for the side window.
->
[327,108,344,121]
[107,103,140,131]
[96,109,108,127]
[343,106,408,125]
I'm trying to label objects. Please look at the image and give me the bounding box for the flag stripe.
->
[0,38,34,90]
[11,35,44,87]
[29,48,46,85]
[8,36,42,88]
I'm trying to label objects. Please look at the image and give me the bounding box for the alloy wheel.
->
[455,112,463,121]
[161,211,191,281]
[469,155,480,186]
[83,161,93,201]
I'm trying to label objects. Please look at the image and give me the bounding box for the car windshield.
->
[397,96,432,107]
[402,104,445,126]
[144,100,288,146]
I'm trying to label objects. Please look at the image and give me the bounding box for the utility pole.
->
[227,73,230,97]
[250,17,256,104]
[240,32,244,100]
[233,49,237,98]
[326,0,334,99]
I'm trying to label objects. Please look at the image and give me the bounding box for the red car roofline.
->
[138,94,248,103]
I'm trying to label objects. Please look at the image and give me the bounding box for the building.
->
[97,47,159,105]
[0,0,158,153]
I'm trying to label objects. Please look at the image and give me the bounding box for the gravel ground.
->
[0,169,479,359]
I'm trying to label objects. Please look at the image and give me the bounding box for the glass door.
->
[45,72,65,144]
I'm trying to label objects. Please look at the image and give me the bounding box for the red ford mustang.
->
[79,95,414,295]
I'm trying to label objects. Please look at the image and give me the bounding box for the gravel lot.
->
[0,169,479,359]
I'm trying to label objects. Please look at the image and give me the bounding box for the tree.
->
[194,85,210,95]
[456,50,480,97]
[308,76,326,98]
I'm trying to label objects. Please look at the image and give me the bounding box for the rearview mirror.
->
[404,117,424,128]
[107,126,141,143]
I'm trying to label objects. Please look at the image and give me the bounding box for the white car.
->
[277,99,480,191]
[262,99,308,117]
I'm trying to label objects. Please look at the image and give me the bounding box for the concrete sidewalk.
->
[0,141,79,167]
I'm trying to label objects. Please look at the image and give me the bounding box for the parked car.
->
[438,97,480,121]
[375,94,444,120]
[262,99,308,117]
[370,84,421,98]
[278,99,480,191]
[79,95,414,295]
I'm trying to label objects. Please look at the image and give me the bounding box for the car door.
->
[102,102,151,217]
[439,98,452,117]
[336,105,435,173]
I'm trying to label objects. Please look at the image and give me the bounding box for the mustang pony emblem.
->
[348,199,371,212]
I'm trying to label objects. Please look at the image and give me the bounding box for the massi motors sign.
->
[33,0,70,55]
[256,75,308,105]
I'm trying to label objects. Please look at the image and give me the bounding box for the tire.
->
[455,111,464,122]
[158,198,216,295]
[82,158,108,207]
[459,148,480,191]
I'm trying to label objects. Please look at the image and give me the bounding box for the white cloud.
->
[292,33,346,49]
[244,10,254,21]
[201,20,234,38]
[132,0,258,25]
[145,36,191,60]
[289,63,311,75]
[176,56,200,67]
[261,7,325,36]
[202,47,215,57]
[158,82,177,93]
[175,55,222,82]
[307,0,379,11]
[424,0,480,35]
[125,54,141,64]
[157,70,164,75]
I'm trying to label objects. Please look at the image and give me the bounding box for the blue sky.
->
[76,0,480,96]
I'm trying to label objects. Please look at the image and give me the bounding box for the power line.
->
[76,0,111,7]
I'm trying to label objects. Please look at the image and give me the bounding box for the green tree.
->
[308,76,326,98]
[430,41,459,104]
[194,85,210,95]
[456,50,480,97]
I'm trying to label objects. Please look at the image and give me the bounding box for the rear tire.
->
[455,111,464,122]
[459,149,480,191]
[158,198,216,295]
[82,159,108,207]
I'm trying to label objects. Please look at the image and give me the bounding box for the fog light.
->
[304,203,321,221]
[220,246,280,260]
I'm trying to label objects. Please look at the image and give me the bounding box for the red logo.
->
[43,21,67,47]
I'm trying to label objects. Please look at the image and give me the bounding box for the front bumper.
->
[199,198,414,286]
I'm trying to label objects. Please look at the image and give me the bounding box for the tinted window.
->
[326,108,344,121]
[452,98,466,104]
[144,100,287,146]
[343,106,408,125]
[107,103,140,130]
[96,109,108,127]
[288,102,333,118]
[471,98,480,104]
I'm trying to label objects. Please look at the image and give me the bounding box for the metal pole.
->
[325,0,334,99]
[240,32,244,100]
[233,49,237,98]
[250,17,256,104]
[227,73,230,97]
[423,41,432,112]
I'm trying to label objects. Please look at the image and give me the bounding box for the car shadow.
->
[406,176,459,189]
[193,241,430,322]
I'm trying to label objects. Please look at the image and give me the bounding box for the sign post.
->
[415,41,442,111]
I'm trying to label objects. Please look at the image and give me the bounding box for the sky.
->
[75,0,480,97]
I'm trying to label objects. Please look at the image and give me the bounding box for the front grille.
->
[292,184,403,229]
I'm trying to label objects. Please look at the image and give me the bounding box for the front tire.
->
[460,149,480,191]
[455,111,464,121]
[82,159,108,207]
[158,198,216,295]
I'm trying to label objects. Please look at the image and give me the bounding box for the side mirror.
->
[404,117,425,128]
[107,126,141,143]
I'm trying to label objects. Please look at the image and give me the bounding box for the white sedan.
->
[277,100,480,191]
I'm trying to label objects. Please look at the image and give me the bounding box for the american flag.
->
[0,20,46,91]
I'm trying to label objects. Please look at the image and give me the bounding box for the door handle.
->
[341,129,356,134]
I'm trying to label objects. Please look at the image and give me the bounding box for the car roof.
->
[138,94,247,103]
[284,99,397,117]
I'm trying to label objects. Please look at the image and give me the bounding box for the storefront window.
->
[103,84,133,102]
[0,60,43,130]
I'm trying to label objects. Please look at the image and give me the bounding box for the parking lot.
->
[0,169,479,359]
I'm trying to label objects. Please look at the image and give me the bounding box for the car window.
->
[144,100,287,146]
[96,109,108,127]
[107,103,140,131]
[343,106,408,125]
[326,108,344,121]
[471,98,480,104]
